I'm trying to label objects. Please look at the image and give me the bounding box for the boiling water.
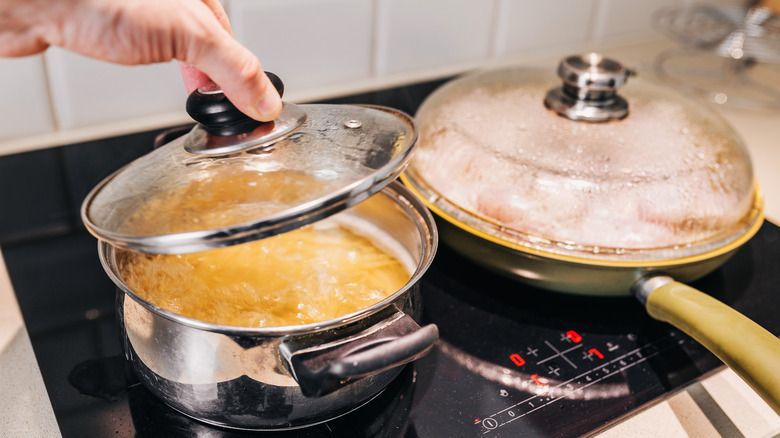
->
[117,215,412,328]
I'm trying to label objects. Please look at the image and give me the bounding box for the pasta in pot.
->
[118,220,411,328]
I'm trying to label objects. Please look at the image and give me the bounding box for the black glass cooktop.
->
[2,76,778,437]
[4,218,780,437]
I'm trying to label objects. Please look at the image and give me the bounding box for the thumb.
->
[178,45,282,123]
[177,1,282,122]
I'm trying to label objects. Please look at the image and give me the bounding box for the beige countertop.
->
[0,253,60,438]
[1,37,778,437]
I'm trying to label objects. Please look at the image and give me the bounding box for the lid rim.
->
[86,172,396,255]
[401,170,764,266]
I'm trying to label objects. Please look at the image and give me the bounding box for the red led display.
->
[588,348,604,359]
[566,330,582,343]
[510,353,526,366]
[531,373,548,386]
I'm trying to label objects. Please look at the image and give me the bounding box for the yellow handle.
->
[646,281,780,414]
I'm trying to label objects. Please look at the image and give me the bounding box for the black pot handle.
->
[280,312,438,398]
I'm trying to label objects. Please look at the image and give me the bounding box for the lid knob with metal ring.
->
[182,72,308,156]
[184,71,284,137]
[544,53,632,122]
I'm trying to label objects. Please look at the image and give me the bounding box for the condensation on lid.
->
[406,66,757,259]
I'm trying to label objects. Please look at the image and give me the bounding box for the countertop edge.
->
[0,252,61,438]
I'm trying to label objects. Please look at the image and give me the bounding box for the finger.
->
[194,37,282,122]
[177,0,231,93]
[0,0,52,57]
[0,38,50,58]
[178,61,212,94]
[177,1,281,122]
[199,0,233,36]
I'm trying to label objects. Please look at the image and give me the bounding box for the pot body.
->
[99,182,438,430]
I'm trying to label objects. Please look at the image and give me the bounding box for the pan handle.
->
[280,310,438,398]
[633,275,780,414]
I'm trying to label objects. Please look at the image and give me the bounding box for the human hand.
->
[0,0,282,122]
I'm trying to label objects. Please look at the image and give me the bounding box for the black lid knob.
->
[186,72,284,136]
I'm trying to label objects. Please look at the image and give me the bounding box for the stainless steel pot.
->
[98,181,437,430]
[82,75,439,429]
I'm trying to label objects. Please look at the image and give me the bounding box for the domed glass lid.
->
[82,100,417,254]
[404,54,760,261]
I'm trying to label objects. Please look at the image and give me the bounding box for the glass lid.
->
[404,53,760,261]
[82,85,417,254]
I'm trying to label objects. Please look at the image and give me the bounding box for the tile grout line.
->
[40,54,62,133]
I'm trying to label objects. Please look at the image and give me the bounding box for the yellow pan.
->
[402,174,780,414]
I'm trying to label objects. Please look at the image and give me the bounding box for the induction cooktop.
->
[4,220,779,437]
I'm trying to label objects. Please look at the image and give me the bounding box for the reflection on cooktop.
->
[68,354,417,438]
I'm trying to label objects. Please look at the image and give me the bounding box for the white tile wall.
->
[230,0,373,93]
[375,0,495,76]
[44,48,186,130]
[0,0,729,152]
[592,0,683,43]
[494,0,596,57]
[0,56,55,140]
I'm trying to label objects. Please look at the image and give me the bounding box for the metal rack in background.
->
[653,1,780,109]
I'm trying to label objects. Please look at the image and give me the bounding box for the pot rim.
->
[401,173,764,269]
[99,181,438,336]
